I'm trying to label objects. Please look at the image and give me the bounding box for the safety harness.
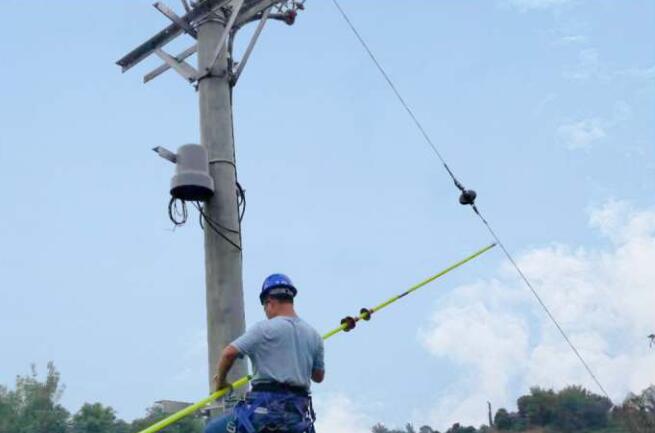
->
[230,383,316,433]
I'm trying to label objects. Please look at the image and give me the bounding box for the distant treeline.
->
[1,363,653,433]
[373,385,655,433]
[0,363,201,433]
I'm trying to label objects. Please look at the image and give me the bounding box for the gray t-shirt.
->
[231,316,324,389]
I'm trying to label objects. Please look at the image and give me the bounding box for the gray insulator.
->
[170,144,215,201]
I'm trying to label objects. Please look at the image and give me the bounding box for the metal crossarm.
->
[116,0,227,72]
[154,48,199,83]
[144,44,198,84]
[154,2,198,39]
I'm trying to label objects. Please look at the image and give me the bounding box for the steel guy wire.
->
[330,0,611,400]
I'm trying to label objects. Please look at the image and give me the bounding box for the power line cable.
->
[330,0,610,400]
[237,181,247,223]
[168,197,188,226]
[193,201,242,250]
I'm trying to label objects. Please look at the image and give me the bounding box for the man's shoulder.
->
[290,317,322,340]
[269,316,319,333]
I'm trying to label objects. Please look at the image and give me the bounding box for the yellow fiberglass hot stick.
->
[322,242,496,339]
[136,243,496,433]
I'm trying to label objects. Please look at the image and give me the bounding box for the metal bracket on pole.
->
[153,146,178,163]
[155,48,199,83]
[231,7,270,85]
[206,0,245,73]
[153,2,198,39]
[144,44,198,83]
[235,0,287,27]
[180,0,191,13]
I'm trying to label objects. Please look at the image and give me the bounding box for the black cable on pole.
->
[168,197,188,226]
[193,202,242,250]
[237,182,246,223]
[193,201,240,235]
[330,0,611,400]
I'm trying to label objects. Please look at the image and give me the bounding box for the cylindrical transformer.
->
[170,144,215,201]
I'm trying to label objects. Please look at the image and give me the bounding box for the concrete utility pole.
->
[116,0,304,408]
[196,12,247,396]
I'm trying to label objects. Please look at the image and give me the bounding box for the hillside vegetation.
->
[1,363,653,433]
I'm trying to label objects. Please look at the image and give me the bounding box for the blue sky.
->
[1,0,653,430]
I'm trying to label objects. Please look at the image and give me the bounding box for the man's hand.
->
[213,373,232,393]
[311,368,325,383]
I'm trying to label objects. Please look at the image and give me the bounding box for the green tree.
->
[72,403,128,433]
[1,362,70,433]
[517,387,556,426]
[553,386,611,432]
[372,424,391,433]
[0,384,20,433]
[444,423,476,433]
[493,408,512,430]
[614,386,655,433]
[129,406,203,433]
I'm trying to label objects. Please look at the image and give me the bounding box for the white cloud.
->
[612,101,633,123]
[314,394,374,433]
[617,65,655,81]
[419,303,529,428]
[557,35,587,45]
[556,101,632,152]
[533,93,557,116]
[563,48,607,81]
[418,200,655,429]
[504,0,572,11]
[557,118,606,150]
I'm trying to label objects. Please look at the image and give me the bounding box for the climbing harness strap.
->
[231,391,315,433]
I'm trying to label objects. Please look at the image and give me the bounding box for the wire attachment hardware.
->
[340,316,357,332]
[359,308,372,321]
[459,189,477,206]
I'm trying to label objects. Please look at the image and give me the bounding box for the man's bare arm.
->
[213,344,240,391]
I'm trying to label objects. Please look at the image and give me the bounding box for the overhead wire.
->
[330,0,611,400]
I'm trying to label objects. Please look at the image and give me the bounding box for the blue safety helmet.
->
[260,273,297,304]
